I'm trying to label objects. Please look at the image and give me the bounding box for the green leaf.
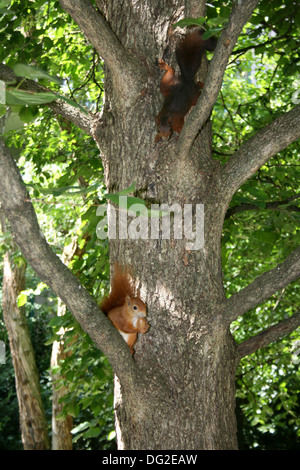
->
[19,106,36,123]
[44,334,60,346]
[207,17,228,27]
[17,292,27,307]
[3,111,24,133]
[25,182,99,196]
[7,89,57,105]
[48,316,65,328]
[0,104,6,117]
[106,193,148,214]
[107,430,116,441]
[202,27,223,39]
[71,421,90,435]
[251,200,266,209]
[84,427,101,438]
[173,17,206,28]
[5,90,26,106]
[117,183,136,195]
[0,0,11,7]
[247,187,269,201]
[13,63,62,85]
[67,401,80,418]
[253,230,278,245]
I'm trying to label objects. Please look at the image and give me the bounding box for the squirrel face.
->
[125,294,147,318]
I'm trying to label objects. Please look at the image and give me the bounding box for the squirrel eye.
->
[133,305,138,310]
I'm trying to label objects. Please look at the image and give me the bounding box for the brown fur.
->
[100,265,149,354]
[100,265,136,315]
[155,30,217,141]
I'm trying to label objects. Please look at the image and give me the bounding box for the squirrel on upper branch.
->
[100,265,149,354]
[155,30,217,142]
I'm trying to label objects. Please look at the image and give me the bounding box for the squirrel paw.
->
[158,59,167,70]
[141,322,150,334]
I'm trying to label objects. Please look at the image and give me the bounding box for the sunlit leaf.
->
[7,89,57,105]
[173,17,206,28]
[13,63,62,85]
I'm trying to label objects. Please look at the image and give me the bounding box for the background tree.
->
[2,249,49,449]
[0,0,299,450]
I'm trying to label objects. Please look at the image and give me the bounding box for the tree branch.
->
[223,246,300,323]
[225,194,300,219]
[232,32,293,57]
[237,311,300,359]
[177,0,260,158]
[221,105,300,198]
[0,63,93,135]
[59,0,146,104]
[0,137,140,389]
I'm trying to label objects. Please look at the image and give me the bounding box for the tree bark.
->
[50,299,73,450]
[84,0,299,449]
[237,311,300,359]
[89,0,246,450]
[2,252,50,450]
[51,239,78,450]
[1,0,300,450]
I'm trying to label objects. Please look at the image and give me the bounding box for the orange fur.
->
[155,30,216,141]
[100,265,136,314]
[100,265,149,354]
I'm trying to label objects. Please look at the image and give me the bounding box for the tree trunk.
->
[50,240,78,450]
[2,0,299,451]
[109,197,238,449]
[114,328,238,450]
[2,252,50,450]
[51,300,73,450]
[91,0,239,449]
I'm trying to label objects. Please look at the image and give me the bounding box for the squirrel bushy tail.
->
[100,264,148,354]
[175,30,217,82]
[155,29,217,141]
[100,264,136,315]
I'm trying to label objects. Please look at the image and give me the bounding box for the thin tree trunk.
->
[2,252,50,450]
[51,300,73,450]
[50,239,78,450]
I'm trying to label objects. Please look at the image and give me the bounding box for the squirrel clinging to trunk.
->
[155,30,217,142]
[100,265,149,355]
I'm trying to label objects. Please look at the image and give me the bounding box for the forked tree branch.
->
[0,63,93,135]
[223,246,300,324]
[221,105,300,198]
[0,138,140,390]
[237,311,300,359]
[177,0,260,157]
[59,0,146,104]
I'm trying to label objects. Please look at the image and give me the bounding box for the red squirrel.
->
[100,265,149,354]
[155,30,216,142]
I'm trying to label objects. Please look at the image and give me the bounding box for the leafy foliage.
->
[0,0,113,450]
[213,0,300,449]
[0,0,299,450]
